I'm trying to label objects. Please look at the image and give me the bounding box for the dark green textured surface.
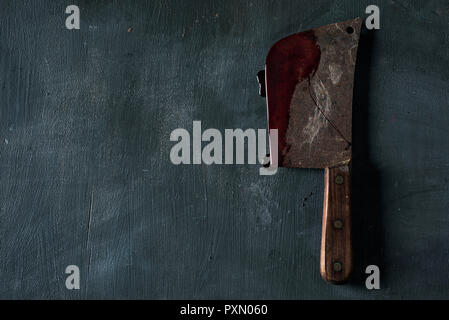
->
[0,0,448,299]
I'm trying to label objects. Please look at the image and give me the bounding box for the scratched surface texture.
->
[1,0,448,299]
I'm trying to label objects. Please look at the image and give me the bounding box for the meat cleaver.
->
[258,18,361,283]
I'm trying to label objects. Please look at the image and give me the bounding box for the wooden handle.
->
[320,164,352,284]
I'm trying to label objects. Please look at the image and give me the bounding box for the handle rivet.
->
[335,175,344,185]
[333,219,343,229]
[333,262,342,272]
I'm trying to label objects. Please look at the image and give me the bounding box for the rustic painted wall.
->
[0,0,448,299]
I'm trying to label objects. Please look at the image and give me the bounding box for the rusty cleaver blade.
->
[260,18,362,283]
